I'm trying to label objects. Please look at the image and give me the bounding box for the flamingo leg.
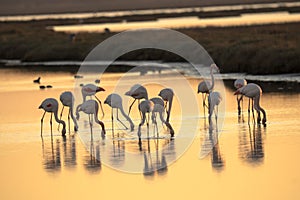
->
[202,93,206,117]
[216,106,219,132]
[251,98,255,123]
[152,112,159,138]
[241,96,244,114]
[237,95,241,115]
[68,108,71,134]
[111,108,114,138]
[257,110,261,124]
[40,111,46,136]
[248,98,251,125]
[58,105,65,131]
[89,114,93,141]
[128,99,136,116]
[146,112,150,138]
[50,112,53,136]
[138,112,146,141]
[95,96,105,119]
[155,114,159,138]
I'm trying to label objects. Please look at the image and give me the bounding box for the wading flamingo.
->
[76,100,106,139]
[59,91,78,133]
[81,83,105,118]
[39,98,66,136]
[104,93,134,135]
[208,91,222,126]
[234,79,247,115]
[158,88,174,123]
[137,100,154,141]
[234,83,267,125]
[197,64,219,115]
[150,97,175,138]
[125,84,148,116]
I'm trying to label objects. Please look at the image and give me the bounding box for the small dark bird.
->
[33,77,41,84]
[74,75,83,79]
[39,85,46,89]
[95,79,100,84]
[46,85,53,88]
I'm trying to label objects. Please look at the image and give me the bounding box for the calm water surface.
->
[0,68,300,200]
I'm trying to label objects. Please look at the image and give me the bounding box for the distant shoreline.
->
[0,0,299,16]
[0,9,300,75]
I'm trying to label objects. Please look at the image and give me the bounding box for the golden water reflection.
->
[1,69,300,200]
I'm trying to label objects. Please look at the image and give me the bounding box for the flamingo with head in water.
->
[104,93,134,135]
[39,98,66,136]
[234,83,267,125]
[150,97,175,138]
[59,91,78,133]
[158,88,174,123]
[208,91,222,127]
[76,99,106,139]
[234,79,247,115]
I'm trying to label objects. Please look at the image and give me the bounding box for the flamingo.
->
[150,97,175,138]
[76,99,106,138]
[197,64,219,115]
[234,83,267,125]
[81,83,105,118]
[125,84,148,116]
[59,91,78,133]
[234,79,247,115]
[104,93,134,134]
[137,100,154,141]
[158,88,174,123]
[39,98,66,136]
[208,91,222,126]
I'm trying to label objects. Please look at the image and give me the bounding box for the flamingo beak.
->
[234,90,241,95]
[96,87,105,92]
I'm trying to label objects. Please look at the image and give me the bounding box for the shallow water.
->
[51,12,300,33]
[0,68,300,199]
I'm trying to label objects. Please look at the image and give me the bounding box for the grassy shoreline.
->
[0,19,300,75]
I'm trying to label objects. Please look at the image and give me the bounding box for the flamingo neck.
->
[69,104,78,128]
[158,110,166,124]
[54,109,66,129]
[254,95,267,121]
[119,106,134,128]
[75,104,82,120]
[93,103,105,131]
[166,97,173,122]
[208,67,215,91]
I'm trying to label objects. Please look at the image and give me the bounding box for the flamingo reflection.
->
[142,138,170,177]
[239,124,265,165]
[109,133,126,167]
[41,136,61,172]
[83,139,101,173]
[62,135,77,168]
[200,126,225,172]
